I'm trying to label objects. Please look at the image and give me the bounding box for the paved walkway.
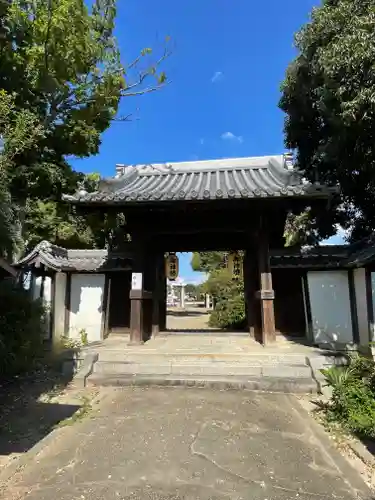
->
[90,331,319,357]
[1,387,371,500]
[166,306,212,331]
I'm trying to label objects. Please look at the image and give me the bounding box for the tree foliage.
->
[202,269,245,330]
[0,280,45,376]
[321,354,375,438]
[191,251,226,273]
[0,0,169,257]
[0,90,44,258]
[280,0,375,241]
[192,252,246,330]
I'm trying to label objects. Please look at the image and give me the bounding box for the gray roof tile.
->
[63,155,336,204]
[16,240,371,273]
[270,246,349,269]
[16,241,133,272]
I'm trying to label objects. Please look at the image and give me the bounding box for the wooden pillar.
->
[129,241,157,344]
[129,245,147,345]
[152,251,164,337]
[159,255,167,331]
[243,249,258,338]
[129,289,144,345]
[256,219,276,344]
[101,274,111,339]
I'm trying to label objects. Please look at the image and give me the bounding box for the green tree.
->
[191,252,246,329]
[0,0,169,255]
[202,269,245,329]
[280,0,375,242]
[0,91,44,258]
[191,251,227,273]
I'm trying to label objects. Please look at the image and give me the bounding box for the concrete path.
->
[2,387,371,500]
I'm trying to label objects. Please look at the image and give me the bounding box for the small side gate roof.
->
[15,241,133,272]
[15,238,375,273]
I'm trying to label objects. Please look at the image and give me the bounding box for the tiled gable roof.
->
[63,155,335,204]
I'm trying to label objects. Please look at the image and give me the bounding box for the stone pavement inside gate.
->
[88,306,322,358]
[1,387,371,500]
[166,306,212,331]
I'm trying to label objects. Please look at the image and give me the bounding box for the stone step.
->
[93,361,313,378]
[87,373,318,394]
[97,351,310,365]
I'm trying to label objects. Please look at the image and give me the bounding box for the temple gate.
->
[63,155,334,345]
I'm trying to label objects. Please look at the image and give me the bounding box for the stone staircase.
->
[78,348,346,394]
[74,334,349,394]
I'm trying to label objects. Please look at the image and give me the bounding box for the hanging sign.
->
[227,251,243,279]
[165,253,179,281]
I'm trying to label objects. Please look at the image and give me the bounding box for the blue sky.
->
[71,0,343,283]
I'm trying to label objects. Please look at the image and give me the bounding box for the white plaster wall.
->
[53,273,67,342]
[32,276,42,300]
[307,271,353,345]
[43,276,52,338]
[354,268,369,347]
[69,274,105,342]
[32,276,52,303]
[33,276,52,339]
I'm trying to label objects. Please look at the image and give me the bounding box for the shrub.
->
[209,292,246,330]
[0,279,46,377]
[203,269,246,330]
[321,354,375,438]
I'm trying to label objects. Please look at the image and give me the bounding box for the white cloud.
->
[221,131,243,143]
[211,71,223,83]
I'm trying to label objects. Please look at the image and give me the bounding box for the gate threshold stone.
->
[87,373,318,394]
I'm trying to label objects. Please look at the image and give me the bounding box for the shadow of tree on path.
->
[0,368,80,458]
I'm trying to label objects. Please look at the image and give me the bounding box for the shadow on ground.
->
[0,367,80,458]
[162,329,249,335]
[359,435,375,458]
[167,309,209,317]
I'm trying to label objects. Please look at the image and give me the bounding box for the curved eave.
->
[62,187,336,206]
[15,252,62,271]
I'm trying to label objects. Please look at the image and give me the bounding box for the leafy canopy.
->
[280,0,375,241]
[0,0,169,256]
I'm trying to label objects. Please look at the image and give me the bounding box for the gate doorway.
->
[107,271,131,333]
